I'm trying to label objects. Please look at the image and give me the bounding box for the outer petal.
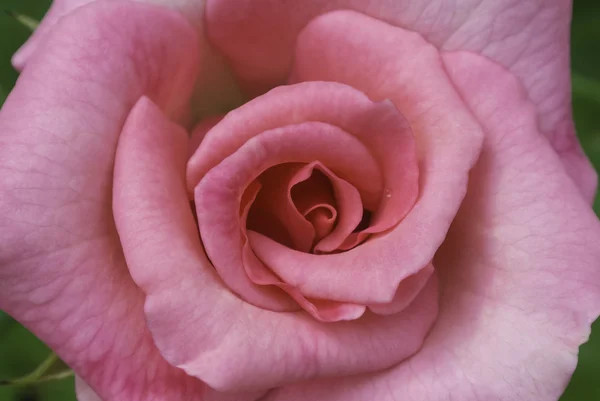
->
[205,0,597,201]
[0,2,229,400]
[75,377,103,401]
[13,0,201,70]
[15,0,242,117]
[75,375,263,401]
[263,45,600,401]
[11,0,95,71]
[114,100,439,392]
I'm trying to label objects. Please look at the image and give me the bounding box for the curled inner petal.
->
[191,82,421,320]
[248,161,364,254]
[292,168,337,244]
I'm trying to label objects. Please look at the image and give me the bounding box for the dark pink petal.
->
[287,164,337,245]
[114,99,439,391]
[324,98,417,241]
[205,0,596,201]
[190,80,418,310]
[188,81,402,208]
[289,166,336,220]
[241,178,366,322]
[241,180,309,312]
[241,11,483,305]
[250,163,319,253]
[189,115,223,159]
[304,207,335,241]
[195,119,380,310]
[289,161,364,253]
[263,44,600,401]
[190,82,418,228]
[249,159,364,255]
[242,161,367,321]
[245,180,300,250]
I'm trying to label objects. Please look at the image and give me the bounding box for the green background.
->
[0,0,599,400]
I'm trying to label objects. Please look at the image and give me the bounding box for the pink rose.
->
[1,1,599,400]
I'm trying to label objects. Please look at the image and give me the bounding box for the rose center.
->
[289,167,337,244]
[246,162,371,254]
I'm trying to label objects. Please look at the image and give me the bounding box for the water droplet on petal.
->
[384,188,392,198]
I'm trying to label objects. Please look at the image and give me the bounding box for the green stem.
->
[0,353,73,387]
[3,9,40,31]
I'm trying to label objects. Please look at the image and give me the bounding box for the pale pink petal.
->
[242,243,366,323]
[295,297,366,322]
[113,98,440,390]
[13,0,204,70]
[15,0,243,119]
[75,377,103,401]
[12,0,95,70]
[368,263,435,316]
[248,231,410,303]
[0,2,225,400]
[205,0,596,201]
[242,213,365,322]
[263,45,600,401]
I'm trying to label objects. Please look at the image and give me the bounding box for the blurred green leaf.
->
[559,0,600,400]
[573,73,600,106]
[0,85,6,106]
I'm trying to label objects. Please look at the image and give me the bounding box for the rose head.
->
[0,1,599,401]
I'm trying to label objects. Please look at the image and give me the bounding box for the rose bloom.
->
[1,0,599,400]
